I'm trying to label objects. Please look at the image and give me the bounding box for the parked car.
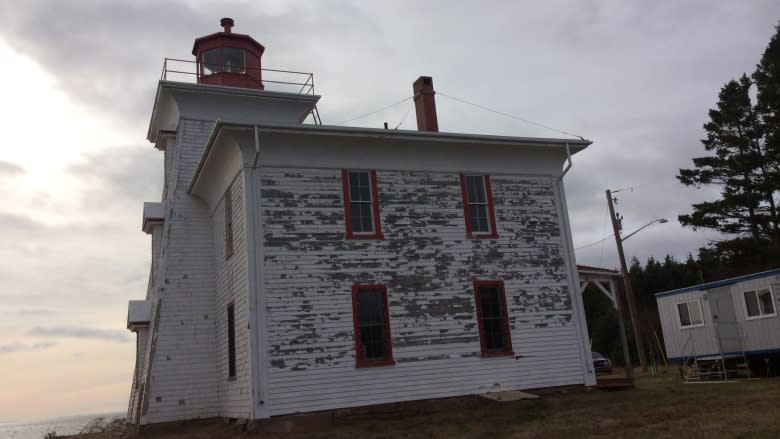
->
[592,351,613,375]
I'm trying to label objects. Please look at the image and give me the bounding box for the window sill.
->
[467,233,499,239]
[745,313,777,321]
[679,324,704,330]
[356,359,396,368]
[227,376,237,382]
[481,351,515,358]
[346,233,384,240]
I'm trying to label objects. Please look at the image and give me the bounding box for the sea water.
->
[0,412,125,439]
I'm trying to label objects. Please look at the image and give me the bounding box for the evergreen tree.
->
[754,23,780,242]
[677,74,779,241]
[678,23,780,245]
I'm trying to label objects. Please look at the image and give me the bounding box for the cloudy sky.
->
[0,0,778,421]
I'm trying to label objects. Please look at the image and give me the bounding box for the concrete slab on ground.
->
[479,391,541,402]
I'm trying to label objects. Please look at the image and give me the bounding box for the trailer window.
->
[743,288,776,319]
[677,300,703,328]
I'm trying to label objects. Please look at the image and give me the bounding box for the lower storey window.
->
[352,285,394,367]
[473,281,513,356]
[677,300,704,328]
[227,302,236,379]
[743,289,776,318]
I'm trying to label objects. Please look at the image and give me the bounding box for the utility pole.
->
[606,189,647,371]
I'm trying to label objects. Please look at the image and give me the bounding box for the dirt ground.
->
[65,370,780,439]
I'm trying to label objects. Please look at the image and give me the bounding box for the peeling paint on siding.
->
[259,167,583,416]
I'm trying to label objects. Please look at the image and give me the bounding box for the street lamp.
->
[621,218,668,242]
[606,188,667,372]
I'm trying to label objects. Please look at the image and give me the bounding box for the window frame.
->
[342,170,383,240]
[351,284,395,368]
[460,174,498,239]
[473,280,514,357]
[676,299,705,329]
[227,301,237,380]
[224,186,234,260]
[742,287,777,320]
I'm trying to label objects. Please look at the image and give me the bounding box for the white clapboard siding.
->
[259,167,586,416]
[728,277,780,352]
[212,174,252,418]
[657,290,715,359]
[141,119,220,424]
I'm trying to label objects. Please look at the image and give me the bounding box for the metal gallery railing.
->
[160,58,315,95]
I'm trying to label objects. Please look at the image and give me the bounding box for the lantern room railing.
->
[160,58,315,95]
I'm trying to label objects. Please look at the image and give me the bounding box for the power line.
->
[394,101,415,129]
[334,96,414,126]
[437,91,585,140]
[575,233,614,251]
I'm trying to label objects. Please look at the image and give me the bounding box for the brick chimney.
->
[413,76,438,132]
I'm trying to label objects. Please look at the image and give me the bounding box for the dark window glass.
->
[227,303,236,378]
[744,291,761,317]
[353,287,393,365]
[478,286,507,352]
[222,48,246,73]
[358,290,386,360]
[348,171,374,234]
[677,302,692,326]
[466,175,487,203]
[202,49,221,75]
[677,301,702,326]
[758,289,775,315]
[463,175,492,234]
[474,282,512,356]
[469,204,490,233]
[201,48,246,75]
[225,187,234,259]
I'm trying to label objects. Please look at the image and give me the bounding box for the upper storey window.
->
[342,170,383,239]
[202,47,246,75]
[460,174,498,238]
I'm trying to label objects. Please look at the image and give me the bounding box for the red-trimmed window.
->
[342,170,383,239]
[227,302,237,379]
[352,285,395,367]
[473,281,513,357]
[460,174,498,238]
[225,186,234,259]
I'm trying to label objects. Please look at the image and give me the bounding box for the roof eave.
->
[187,121,592,195]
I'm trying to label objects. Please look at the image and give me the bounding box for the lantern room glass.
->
[201,48,247,75]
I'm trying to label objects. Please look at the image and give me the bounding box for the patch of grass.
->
[63,371,780,438]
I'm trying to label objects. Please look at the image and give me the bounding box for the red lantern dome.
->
[192,18,265,89]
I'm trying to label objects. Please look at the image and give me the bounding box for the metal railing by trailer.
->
[679,325,752,382]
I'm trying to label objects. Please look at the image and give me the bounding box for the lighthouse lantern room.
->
[191,18,265,89]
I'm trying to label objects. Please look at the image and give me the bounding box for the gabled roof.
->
[655,267,780,298]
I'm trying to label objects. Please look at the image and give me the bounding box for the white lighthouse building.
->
[127,18,595,424]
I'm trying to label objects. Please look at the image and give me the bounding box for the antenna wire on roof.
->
[437,91,585,140]
[394,101,415,129]
[334,96,414,126]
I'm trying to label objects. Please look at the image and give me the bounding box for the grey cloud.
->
[0,212,46,233]
[1,0,779,270]
[66,145,162,206]
[27,326,132,343]
[0,341,57,355]
[0,161,24,176]
[0,1,378,126]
